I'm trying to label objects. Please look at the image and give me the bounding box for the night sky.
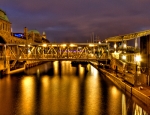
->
[1,0,150,43]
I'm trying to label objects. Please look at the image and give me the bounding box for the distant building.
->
[0,8,12,43]
[0,8,50,44]
[28,30,42,43]
[28,30,49,43]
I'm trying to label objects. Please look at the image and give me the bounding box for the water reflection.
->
[0,61,149,115]
[17,77,36,114]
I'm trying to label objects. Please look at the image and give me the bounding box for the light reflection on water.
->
[0,61,149,115]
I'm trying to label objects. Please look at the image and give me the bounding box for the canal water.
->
[0,61,149,115]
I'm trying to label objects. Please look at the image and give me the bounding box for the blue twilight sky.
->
[1,0,150,43]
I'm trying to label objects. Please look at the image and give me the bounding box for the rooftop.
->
[0,8,10,22]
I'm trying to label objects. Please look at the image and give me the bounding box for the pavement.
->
[134,86,150,97]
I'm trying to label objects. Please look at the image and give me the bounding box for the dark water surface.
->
[0,61,149,115]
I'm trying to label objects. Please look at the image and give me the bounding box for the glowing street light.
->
[135,55,141,62]
[114,43,117,49]
[123,43,127,48]
[89,44,94,47]
[52,44,57,47]
[69,44,77,47]
[42,44,47,47]
[61,44,66,47]
[122,55,126,60]
[98,41,101,44]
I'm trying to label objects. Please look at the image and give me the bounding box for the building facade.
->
[0,8,49,44]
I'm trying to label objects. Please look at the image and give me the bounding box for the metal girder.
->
[3,43,109,61]
[105,30,150,42]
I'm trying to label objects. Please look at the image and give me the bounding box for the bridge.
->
[2,42,109,61]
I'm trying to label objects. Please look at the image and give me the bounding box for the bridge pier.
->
[5,58,10,74]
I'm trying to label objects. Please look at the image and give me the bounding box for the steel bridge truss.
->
[105,29,150,42]
[2,43,109,61]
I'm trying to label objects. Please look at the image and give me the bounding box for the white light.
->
[122,55,126,60]
[52,44,57,47]
[43,44,47,47]
[61,44,66,47]
[28,49,30,53]
[98,41,101,44]
[89,44,94,47]
[136,55,141,62]
[123,44,127,48]
[70,44,77,47]
[114,43,117,49]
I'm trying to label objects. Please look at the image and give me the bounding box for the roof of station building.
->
[28,30,40,34]
[0,8,10,22]
[105,30,150,42]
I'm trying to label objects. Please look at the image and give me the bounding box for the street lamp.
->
[122,55,126,61]
[114,43,117,49]
[123,43,127,53]
[135,55,141,63]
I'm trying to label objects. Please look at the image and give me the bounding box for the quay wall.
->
[90,62,150,107]
[0,59,48,75]
[100,68,150,106]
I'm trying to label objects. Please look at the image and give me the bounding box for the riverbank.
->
[90,62,150,108]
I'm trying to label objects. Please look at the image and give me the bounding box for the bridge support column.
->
[5,57,10,74]
[3,45,10,74]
